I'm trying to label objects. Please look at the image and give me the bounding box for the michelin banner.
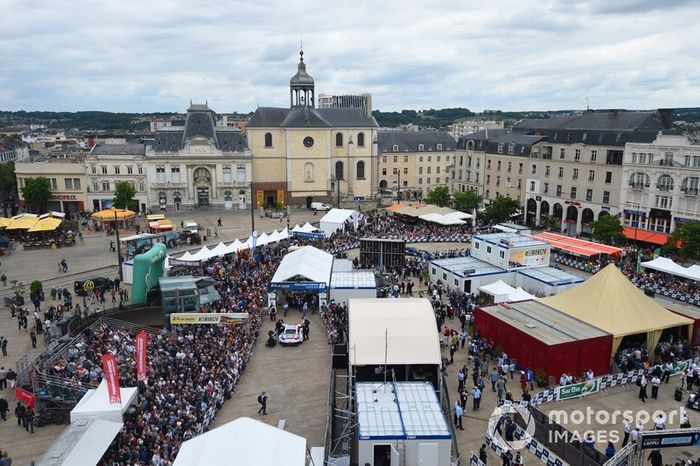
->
[508,246,550,268]
[170,312,249,325]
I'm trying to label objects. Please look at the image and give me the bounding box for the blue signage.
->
[269,282,326,291]
[293,231,325,241]
[354,196,366,201]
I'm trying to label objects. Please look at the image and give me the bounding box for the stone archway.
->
[565,205,578,236]
[193,167,212,208]
[598,210,610,219]
[526,198,537,226]
[553,203,563,230]
[581,208,595,236]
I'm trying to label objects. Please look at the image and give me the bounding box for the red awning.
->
[529,231,623,257]
[622,227,669,246]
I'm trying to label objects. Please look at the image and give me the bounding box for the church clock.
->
[303,136,314,148]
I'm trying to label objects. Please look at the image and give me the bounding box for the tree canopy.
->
[426,186,450,207]
[484,195,520,223]
[20,176,51,213]
[591,214,626,245]
[666,221,700,260]
[0,161,17,216]
[452,190,482,213]
[113,181,138,211]
[539,214,557,232]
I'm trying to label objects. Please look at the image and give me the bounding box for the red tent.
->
[475,300,612,380]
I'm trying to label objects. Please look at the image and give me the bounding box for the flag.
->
[135,331,148,382]
[101,354,122,404]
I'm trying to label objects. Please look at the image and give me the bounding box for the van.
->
[310,202,331,212]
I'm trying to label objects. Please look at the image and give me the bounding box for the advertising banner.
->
[169,312,249,325]
[269,281,326,291]
[15,388,35,409]
[101,354,122,404]
[135,331,148,382]
[640,431,700,449]
[556,380,599,401]
[508,246,550,268]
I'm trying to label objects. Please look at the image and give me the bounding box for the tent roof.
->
[479,280,516,297]
[530,232,622,257]
[320,208,359,224]
[6,214,39,230]
[641,257,700,282]
[508,287,537,302]
[271,246,334,286]
[348,298,441,366]
[418,213,466,225]
[36,418,123,466]
[70,379,138,419]
[28,216,63,232]
[173,417,306,466]
[0,217,11,228]
[540,264,693,337]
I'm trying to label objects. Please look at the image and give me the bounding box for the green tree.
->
[666,221,700,260]
[591,215,626,245]
[20,176,51,213]
[484,195,520,223]
[113,181,138,211]
[0,161,17,216]
[452,190,482,213]
[539,214,557,231]
[426,186,450,207]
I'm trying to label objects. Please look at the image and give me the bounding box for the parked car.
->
[310,202,331,212]
[278,324,303,345]
[74,277,114,296]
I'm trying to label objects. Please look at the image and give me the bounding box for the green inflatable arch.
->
[131,242,167,304]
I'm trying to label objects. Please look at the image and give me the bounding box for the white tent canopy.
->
[641,257,700,282]
[507,287,537,302]
[70,379,138,423]
[173,417,306,466]
[320,208,362,236]
[348,298,441,366]
[418,213,466,225]
[445,211,473,220]
[36,418,123,466]
[271,246,334,287]
[208,242,229,257]
[478,280,516,303]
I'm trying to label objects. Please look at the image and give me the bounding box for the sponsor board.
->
[556,380,599,401]
[268,281,326,291]
[169,312,249,325]
[640,431,700,449]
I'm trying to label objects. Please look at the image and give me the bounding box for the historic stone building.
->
[86,143,149,212]
[247,51,379,209]
[146,103,252,211]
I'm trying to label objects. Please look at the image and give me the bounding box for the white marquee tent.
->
[641,257,700,282]
[70,379,139,423]
[319,208,362,237]
[418,213,466,226]
[478,280,516,303]
[173,417,306,466]
[507,287,537,302]
[291,222,318,233]
[174,228,291,263]
[270,246,334,289]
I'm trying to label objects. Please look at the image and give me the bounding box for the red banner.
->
[136,331,148,382]
[101,354,122,404]
[15,388,35,409]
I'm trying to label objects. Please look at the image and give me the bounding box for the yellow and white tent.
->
[540,264,693,355]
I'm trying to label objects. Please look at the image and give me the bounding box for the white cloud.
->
[0,0,698,112]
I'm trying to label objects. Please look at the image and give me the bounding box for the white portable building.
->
[330,271,377,305]
[36,418,124,466]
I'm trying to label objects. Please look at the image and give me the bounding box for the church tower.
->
[289,49,315,108]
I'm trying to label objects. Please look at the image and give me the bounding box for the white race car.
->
[279,324,303,345]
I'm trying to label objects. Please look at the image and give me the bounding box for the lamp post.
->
[249,182,255,236]
[113,208,123,281]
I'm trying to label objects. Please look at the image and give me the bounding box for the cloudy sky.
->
[2,0,699,113]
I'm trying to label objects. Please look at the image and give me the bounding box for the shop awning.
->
[28,217,63,232]
[5,214,39,230]
[0,218,11,228]
[529,231,623,257]
[622,227,669,246]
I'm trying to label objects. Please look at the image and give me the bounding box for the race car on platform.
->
[279,324,303,345]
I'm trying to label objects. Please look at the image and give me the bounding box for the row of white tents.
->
[641,256,700,282]
[172,223,320,264]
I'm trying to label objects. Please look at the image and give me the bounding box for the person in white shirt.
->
[586,369,594,381]
[630,428,640,444]
[622,419,632,446]
[560,373,568,386]
[680,413,691,428]
[651,375,661,399]
[654,414,665,430]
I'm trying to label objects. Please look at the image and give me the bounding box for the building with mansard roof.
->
[145,103,252,211]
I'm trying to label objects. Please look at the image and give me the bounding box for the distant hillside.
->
[2,107,700,132]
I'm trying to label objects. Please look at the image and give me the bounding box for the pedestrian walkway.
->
[211,312,331,448]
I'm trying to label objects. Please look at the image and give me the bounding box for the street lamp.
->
[112,207,123,281]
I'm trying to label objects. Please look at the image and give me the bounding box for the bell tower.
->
[289,49,315,108]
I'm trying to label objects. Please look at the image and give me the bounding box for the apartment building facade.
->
[377,131,455,200]
[15,156,88,216]
[621,133,700,234]
[85,143,150,212]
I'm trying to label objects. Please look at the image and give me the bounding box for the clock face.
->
[303,136,314,148]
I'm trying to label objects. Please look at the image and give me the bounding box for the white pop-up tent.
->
[173,417,307,466]
[641,257,700,282]
[507,287,537,302]
[478,280,516,303]
[70,379,138,423]
[319,208,361,237]
[36,418,124,466]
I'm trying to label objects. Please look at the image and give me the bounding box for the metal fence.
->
[528,404,607,466]
[440,375,462,465]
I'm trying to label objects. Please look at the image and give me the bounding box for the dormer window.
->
[418,144,424,151]
[392,145,399,152]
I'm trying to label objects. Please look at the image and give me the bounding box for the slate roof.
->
[511,110,676,147]
[248,107,378,128]
[377,130,454,153]
[90,143,146,156]
[183,110,217,142]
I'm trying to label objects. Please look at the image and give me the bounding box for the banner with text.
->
[101,353,122,404]
[556,379,600,401]
[169,312,249,325]
[135,331,148,382]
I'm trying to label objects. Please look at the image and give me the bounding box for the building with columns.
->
[146,103,252,211]
[86,143,149,212]
[247,50,379,209]
[621,133,700,234]
[516,110,674,236]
